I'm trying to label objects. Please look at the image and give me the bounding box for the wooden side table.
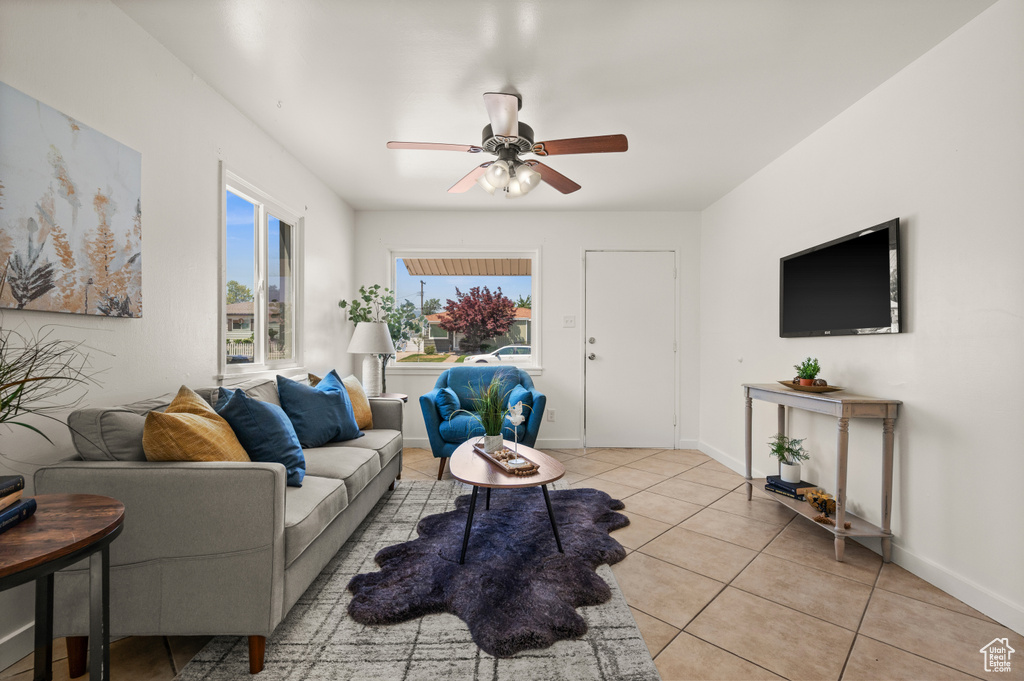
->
[0,494,124,681]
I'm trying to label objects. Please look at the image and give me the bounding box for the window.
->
[222,169,302,373]
[391,251,538,367]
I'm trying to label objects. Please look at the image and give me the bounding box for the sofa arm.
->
[34,461,287,566]
[369,397,403,432]
[419,389,449,458]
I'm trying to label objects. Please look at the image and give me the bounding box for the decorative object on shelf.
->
[339,284,422,394]
[764,475,818,501]
[806,489,837,517]
[346,322,395,398]
[777,380,844,393]
[814,513,852,529]
[793,357,821,386]
[767,433,809,484]
[0,81,143,317]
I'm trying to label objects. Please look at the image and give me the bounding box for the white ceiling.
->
[113,0,994,212]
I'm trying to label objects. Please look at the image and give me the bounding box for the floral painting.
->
[0,81,142,317]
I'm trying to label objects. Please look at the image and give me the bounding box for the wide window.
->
[390,251,538,367]
[222,170,301,374]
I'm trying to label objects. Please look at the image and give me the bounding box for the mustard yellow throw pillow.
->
[143,386,249,462]
[342,374,374,430]
[310,373,374,430]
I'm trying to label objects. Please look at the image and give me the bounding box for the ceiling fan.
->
[387,92,628,198]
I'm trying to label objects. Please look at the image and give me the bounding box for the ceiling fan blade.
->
[387,141,483,153]
[531,134,628,156]
[483,92,520,138]
[525,161,581,194]
[448,163,492,193]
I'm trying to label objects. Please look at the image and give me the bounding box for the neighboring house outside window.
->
[222,169,302,373]
[390,251,538,367]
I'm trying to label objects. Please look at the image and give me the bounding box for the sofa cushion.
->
[68,392,177,461]
[276,371,361,447]
[332,429,402,470]
[438,413,486,443]
[303,447,381,502]
[216,389,306,486]
[203,377,281,408]
[444,366,522,406]
[507,384,533,412]
[341,374,374,430]
[143,386,249,463]
[435,387,461,421]
[284,475,348,567]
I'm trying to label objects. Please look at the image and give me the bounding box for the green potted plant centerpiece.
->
[793,357,821,386]
[450,374,526,454]
[768,433,809,484]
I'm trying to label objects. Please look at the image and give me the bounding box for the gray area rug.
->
[176,480,660,680]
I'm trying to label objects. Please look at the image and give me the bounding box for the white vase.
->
[483,434,503,454]
[780,461,802,484]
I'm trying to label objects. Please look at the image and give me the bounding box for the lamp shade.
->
[347,321,396,355]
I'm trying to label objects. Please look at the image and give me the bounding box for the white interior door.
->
[584,251,676,448]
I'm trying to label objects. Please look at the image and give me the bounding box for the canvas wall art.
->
[0,81,142,317]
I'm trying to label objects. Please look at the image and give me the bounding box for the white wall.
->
[0,0,356,666]
[699,0,1023,632]
[354,211,701,451]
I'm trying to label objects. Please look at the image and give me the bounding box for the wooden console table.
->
[743,383,900,563]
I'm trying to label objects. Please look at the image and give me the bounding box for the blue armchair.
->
[420,366,546,479]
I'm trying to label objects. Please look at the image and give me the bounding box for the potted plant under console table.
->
[743,383,900,563]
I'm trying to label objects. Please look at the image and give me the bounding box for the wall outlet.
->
[562,315,576,328]
[547,409,556,422]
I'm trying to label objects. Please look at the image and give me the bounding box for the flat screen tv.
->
[780,218,902,337]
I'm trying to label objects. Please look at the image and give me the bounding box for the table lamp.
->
[347,321,395,397]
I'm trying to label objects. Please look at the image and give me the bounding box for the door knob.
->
[588,353,596,361]
[588,337,596,344]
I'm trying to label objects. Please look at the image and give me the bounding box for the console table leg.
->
[834,417,850,563]
[881,417,896,563]
[88,546,111,681]
[744,393,753,501]
[459,486,479,565]
[33,574,53,681]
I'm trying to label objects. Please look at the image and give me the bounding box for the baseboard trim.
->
[0,620,33,673]
[697,440,1024,636]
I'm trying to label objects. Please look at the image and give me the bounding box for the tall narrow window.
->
[223,170,302,373]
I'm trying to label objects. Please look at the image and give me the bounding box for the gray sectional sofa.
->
[34,377,403,675]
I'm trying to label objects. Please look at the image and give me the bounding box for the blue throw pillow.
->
[507,384,534,412]
[436,387,461,421]
[276,371,362,447]
[215,389,306,486]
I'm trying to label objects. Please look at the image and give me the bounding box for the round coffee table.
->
[449,439,565,564]
[0,494,124,681]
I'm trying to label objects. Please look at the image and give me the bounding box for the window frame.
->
[220,166,304,378]
[388,248,541,373]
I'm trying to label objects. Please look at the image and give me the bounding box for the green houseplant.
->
[767,433,809,483]
[793,357,821,386]
[450,373,525,454]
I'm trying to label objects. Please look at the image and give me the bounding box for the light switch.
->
[562,315,576,328]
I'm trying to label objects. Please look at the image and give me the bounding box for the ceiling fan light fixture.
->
[477,174,498,195]
[516,163,542,193]
[505,177,524,198]
[484,160,511,190]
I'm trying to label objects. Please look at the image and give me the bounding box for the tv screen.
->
[780,218,902,337]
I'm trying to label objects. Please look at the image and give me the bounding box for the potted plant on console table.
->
[793,357,821,386]
[768,433,809,484]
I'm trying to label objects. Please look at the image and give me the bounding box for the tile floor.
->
[3,447,1021,680]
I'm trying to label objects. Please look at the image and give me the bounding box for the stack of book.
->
[0,475,37,536]
[765,474,819,501]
